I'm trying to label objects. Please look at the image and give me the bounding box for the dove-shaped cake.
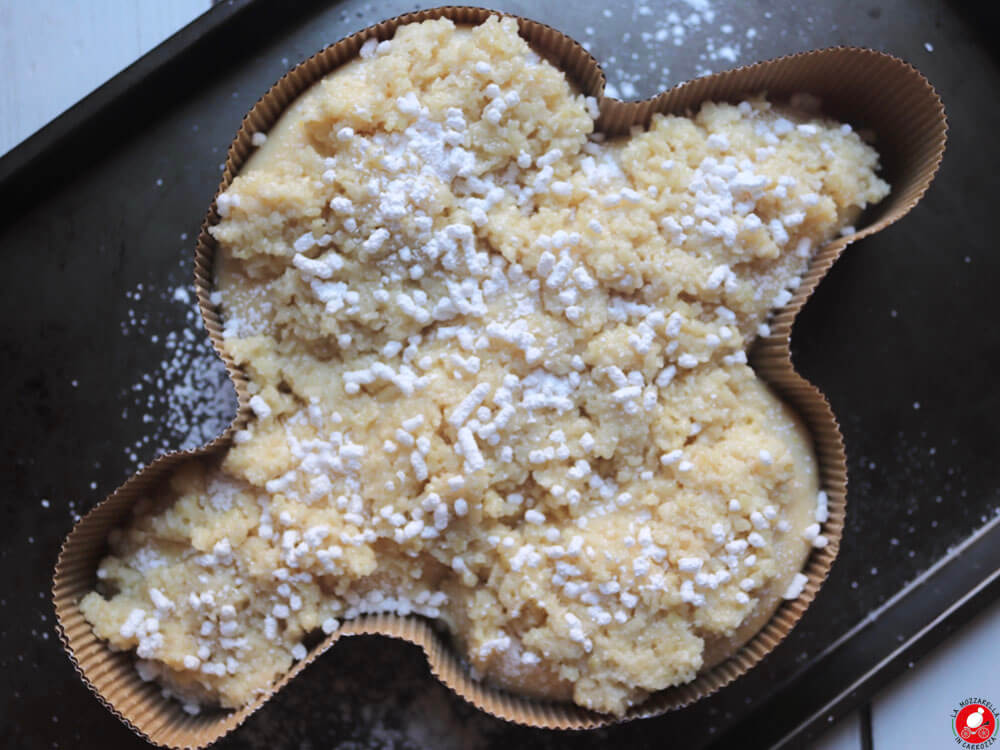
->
[80,15,889,717]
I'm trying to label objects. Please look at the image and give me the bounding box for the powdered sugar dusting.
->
[118,268,236,473]
[583,0,765,99]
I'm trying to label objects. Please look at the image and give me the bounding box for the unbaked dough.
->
[81,16,888,716]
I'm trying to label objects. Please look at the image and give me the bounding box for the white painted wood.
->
[812,709,863,750]
[0,0,208,156]
[872,596,1000,749]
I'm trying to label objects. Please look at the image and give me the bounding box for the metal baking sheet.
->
[2,0,997,747]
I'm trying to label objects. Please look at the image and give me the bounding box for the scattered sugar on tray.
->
[594,0,769,99]
[117,275,236,472]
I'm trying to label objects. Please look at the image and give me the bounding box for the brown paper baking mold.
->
[52,6,947,747]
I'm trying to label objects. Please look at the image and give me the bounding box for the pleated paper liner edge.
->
[52,5,947,748]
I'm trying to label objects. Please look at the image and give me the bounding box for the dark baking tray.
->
[2,1,997,748]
